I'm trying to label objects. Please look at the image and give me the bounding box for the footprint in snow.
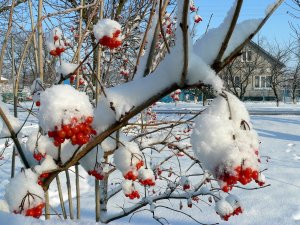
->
[293,154,300,161]
[286,143,296,153]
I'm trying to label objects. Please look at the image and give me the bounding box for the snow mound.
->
[38,85,93,132]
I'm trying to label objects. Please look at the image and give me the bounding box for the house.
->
[220,41,286,101]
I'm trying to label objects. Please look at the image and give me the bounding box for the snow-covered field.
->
[0,102,300,225]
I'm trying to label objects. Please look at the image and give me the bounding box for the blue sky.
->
[195,0,298,46]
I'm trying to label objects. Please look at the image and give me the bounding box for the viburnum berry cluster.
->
[37,173,49,186]
[218,165,264,192]
[46,28,66,57]
[88,165,105,180]
[23,203,45,218]
[191,92,264,193]
[114,141,144,180]
[189,1,202,23]
[47,116,96,147]
[215,195,243,221]
[190,1,197,12]
[138,168,155,186]
[14,201,45,219]
[179,176,191,190]
[93,19,123,49]
[146,106,157,123]
[5,169,46,219]
[120,67,129,77]
[33,151,46,161]
[38,85,94,147]
[122,180,140,200]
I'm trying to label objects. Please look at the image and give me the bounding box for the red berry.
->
[71,126,79,134]
[53,35,59,41]
[53,140,60,147]
[57,130,66,138]
[252,171,259,180]
[50,49,57,56]
[86,116,93,124]
[243,168,253,179]
[222,185,230,192]
[35,101,41,107]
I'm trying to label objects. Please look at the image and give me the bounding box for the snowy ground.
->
[0,101,300,225]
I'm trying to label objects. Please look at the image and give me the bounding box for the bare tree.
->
[267,42,291,106]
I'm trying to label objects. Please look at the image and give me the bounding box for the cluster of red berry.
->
[49,35,65,57]
[125,190,140,200]
[99,30,122,49]
[217,206,243,221]
[50,47,65,57]
[219,165,263,192]
[190,4,197,12]
[123,160,144,181]
[139,178,155,186]
[47,116,96,147]
[33,152,46,161]
[194,15,203,23]
[192,196,199,203]
[14,203,45,218]
[70,75,85,86]
[154,166,162,179]
[120,70,129,77]
[88,169,104,180]
[37,173,49,186]
[124,170,138,181]
[183,183,190,190]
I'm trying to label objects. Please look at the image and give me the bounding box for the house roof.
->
[247,41,285,68]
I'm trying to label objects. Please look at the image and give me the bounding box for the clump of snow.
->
[121,180,140,199]
[30,78,44,94]
[0,97,21,138]
[193,1,238,65]
[38,85,93,132]
[121,180,133,196]
[56,61,78,76]
[0,200,9,212]
[215,195,243,221]
[222,19,262,60]
[191,92,261,191]
[194,0,262,64]
[26,131,54,157]
[93,19,121,40]
[113,141,143,175]
[93,19,123,49]
[45,27,65,52]
[5,169,44,213]
[138,168,155,182]
[80,145,104,172]
[215,199,234,216]
[34,155,58,174]
[188,52,224,92]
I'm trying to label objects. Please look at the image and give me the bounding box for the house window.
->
[266,76,272,88]
[234,76,240,87]
[254,76,260,88]
[261,76,266,88]
[247,50,252,61]
[254,75,272,89]
[241,50,252,62]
